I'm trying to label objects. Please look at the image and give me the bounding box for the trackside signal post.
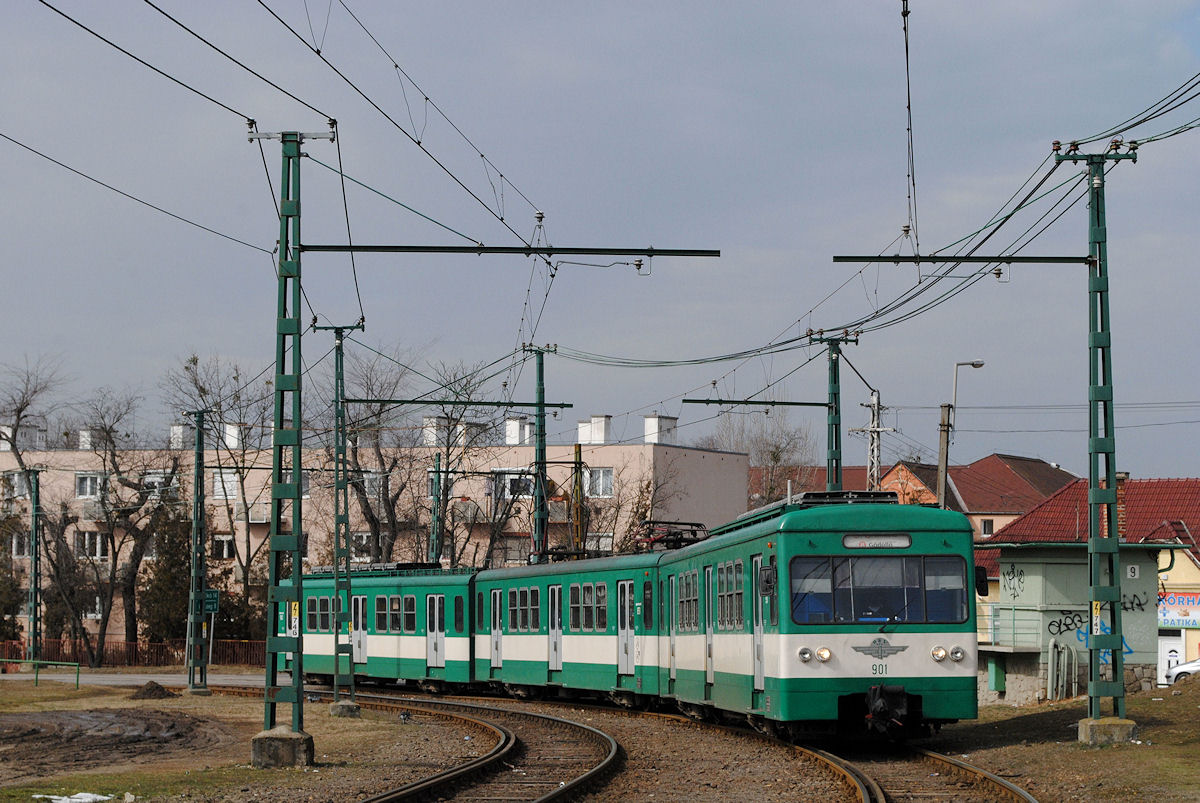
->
[250,130,716,766]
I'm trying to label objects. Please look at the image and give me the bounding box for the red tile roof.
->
[992,478,1200,557]
[747,465,870,501]
[950,454,1076,514]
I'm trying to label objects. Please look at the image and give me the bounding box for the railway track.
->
[813,744,1039,802]
[208,685,619,802]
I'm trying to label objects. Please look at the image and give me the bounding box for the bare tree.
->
[695,406,816,505]
[334,346,426,563]
[161,354,274,636]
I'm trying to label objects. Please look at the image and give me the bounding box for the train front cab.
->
[770,504,980,737]
[474,554,660,703]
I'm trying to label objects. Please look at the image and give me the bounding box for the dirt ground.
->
[1,675,1198,801]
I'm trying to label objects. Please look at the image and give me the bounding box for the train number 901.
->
[872,663,888,676]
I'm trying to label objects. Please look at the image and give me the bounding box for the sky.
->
[3,1,1200,480]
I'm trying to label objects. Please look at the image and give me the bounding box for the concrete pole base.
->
[329,700,362,718]
[186,687,213,697]
[1077,717,1138,745]
[251,726,314,768]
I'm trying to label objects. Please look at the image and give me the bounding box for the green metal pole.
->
[533,347,549,561]
[430,452,442,563]
[322,325,361,705]
[25,470,41,662]
[826,341,843,492]
[186,411,208,691]
[1056,143,1135,721]
[264,132,307,734]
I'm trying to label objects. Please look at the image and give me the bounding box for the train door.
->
[426,594,446,669]
[669,574,677,684]
[490,588,503,670]
[617,579,635,675]
[752,556,765,698]
[351,595,367,665]
[704,566,715,689]
[548,585,563,672]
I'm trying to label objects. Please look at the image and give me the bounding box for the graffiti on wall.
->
[1001,563,1024,600]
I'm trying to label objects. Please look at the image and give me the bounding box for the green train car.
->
[296,491,982,737]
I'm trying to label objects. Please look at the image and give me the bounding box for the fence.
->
[1,639,265,668]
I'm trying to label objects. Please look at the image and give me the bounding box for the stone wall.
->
[978,654,1159,706]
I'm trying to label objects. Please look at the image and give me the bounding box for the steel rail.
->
[917,747,1040,802]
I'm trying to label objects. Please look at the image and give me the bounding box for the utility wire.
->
[332,125,366,322]
[303,155,478,242]
[139,0,330,121]
[0,130,270,254]
[900,0,920,253]
[37,0,251,123]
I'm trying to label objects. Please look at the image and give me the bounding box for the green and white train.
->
[291,491,983,737]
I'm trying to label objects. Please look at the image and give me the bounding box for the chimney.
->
[643,414,677,445]
[578,414,611,445]
[169,423,195,450]
[505,416,531,446]
[78,429,92,451]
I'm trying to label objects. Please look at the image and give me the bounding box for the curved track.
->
[209,685,619,802]
[816,744,1039,802]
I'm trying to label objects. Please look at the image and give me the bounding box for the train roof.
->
[476,550,662,581]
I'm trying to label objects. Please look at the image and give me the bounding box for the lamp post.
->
[937,360,984,509]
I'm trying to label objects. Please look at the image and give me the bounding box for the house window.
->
[143,536,157,561]
[585,533,613,554]
[74,531,109,560]
[142,471,177,501]
[11,531,30,559]
[84,595,103,620]
[212,534,236,560]
[213,469,239,500]
[361,471,385,500]
[585,467,614,498]
[981,519,994,537]
[351,532,372,563]
[493,470,532,499]
[295,469,311,499]
[427,470,457,498]
[2,472,29,499]
[75,474,103,499]
[502,535,530,565]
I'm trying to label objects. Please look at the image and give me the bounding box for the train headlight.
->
[815,647,832,663]
[931,645,948,662]
[949,646,966,662]
[798,647,813,663]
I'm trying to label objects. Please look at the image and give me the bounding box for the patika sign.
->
[1158,591,1200,628]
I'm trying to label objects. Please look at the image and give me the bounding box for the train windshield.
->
[789,554,968,625]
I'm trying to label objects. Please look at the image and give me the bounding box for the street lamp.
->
[937,360,985,509]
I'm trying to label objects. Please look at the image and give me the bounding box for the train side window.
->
[582,583,595,630]
[596,583,608,630]
[570,584,581,630]
[729,561,739,628]
[508,588,519,631]
[768,557,778,626]
[389,596,402,632]
[318,596,331,631]
[454,595,464,632]
[791,557,833,624]
[519,588,530,631]
[403,595,416,633]
[476,591,484,625]
[531,587,541,630]
[717,564,727,629]
[924,556,968,623]
[374,596,387,632]
[306,597,318,632]
[643,581,653,629]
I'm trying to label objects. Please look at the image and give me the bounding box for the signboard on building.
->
[1158,591,1200,628]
